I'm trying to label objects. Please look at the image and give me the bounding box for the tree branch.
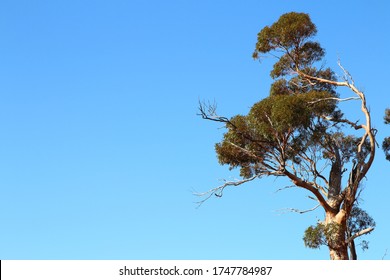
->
[322,115,363,130]
[299,149,329,196]
[274,184,297,193]
[307,96,360,104]
[345,227,374,244]
[296,62,376,195]
[194,175,260,207]
[382,249,388,260]
[198,100,231,124]
[278,204,321,214]
[283,168,336,214]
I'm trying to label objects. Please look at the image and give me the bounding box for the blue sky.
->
[0,0,389,260]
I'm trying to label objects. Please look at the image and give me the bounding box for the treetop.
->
[253,12,325,79]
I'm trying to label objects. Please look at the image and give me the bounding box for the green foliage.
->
[303,223,326,249]
[383,108,390,161]
[269,79,290,96]
[383,138,390,161]
[384,108,390,124]
[214,12,343,179]
[215,115,255,170]
[270,68,337,97]
[253,12,317,56]
[303,207,375,251]
[347,207,376,236]
[303,222,340,249]
[250,94,311,133]
[253,12,325,79]
[215,90,337,177]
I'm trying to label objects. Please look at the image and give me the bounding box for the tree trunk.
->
[326,212,349,260]
[348,240,357,260]
[326,148,349,260]
[329,247,349,260]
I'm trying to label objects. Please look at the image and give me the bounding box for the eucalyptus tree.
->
[199,12,376,260]
[383,108,390,160]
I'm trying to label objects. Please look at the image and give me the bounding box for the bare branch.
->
[338,59,355,85]
[299,149,329,196]
[307,96,360,104]
[194,175,260,207]
[295,68,349,87]
[382,249,388,260]
[277,204,321,214]
[198,100,230,123]
[283,168,335,214]
[274,184,297,193]
[345,227,375,244]
[322,115,363,130]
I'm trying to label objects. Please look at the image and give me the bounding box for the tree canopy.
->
[199,12,377,260]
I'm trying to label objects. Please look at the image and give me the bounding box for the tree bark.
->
[348,240,357,260]
[325,212,349,260]
[328,146,342,201]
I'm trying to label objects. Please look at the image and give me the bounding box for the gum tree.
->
[383,108,390,160]
[199,12,376,260]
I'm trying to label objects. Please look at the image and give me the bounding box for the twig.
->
[277,204,320,214]
[194,174,260,207]
[382,248,388,260]
[274,185,297,193]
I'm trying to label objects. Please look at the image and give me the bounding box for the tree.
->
[383,108,390,161]
[199,12,376,260]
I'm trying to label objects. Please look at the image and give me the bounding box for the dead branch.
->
[194,175,260,207]
[274,184,297,193]
[277,204,321,214]
[338,58,355,85]
[198,100,230,124]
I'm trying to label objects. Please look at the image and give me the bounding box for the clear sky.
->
[1,0,389,260]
